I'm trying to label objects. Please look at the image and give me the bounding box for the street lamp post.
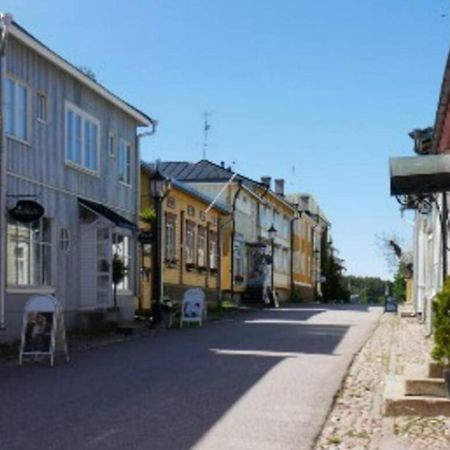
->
[149,166,171,323]
[268,224,277,304]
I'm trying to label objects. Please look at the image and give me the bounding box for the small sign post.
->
[19,295,69,367]
[180,288,206,327]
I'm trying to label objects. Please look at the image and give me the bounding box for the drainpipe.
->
[0,13,13,330]
[230,181,242,303]
[441,191,448,284]
[135,120,157,309]
[289,210,300,300]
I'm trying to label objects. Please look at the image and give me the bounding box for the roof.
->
[78,198,137,230]
[156,159,296,212]
[5,20,154,127]
[141,162,230,215]
[433,49,450,152]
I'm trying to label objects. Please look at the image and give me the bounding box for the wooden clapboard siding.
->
[5,36,138,221]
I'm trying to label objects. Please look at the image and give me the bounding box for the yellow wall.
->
[292,214,314,286]
[140,168,230,309]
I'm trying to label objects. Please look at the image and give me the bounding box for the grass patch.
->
[328,436,341,444]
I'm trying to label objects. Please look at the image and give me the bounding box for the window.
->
[112,234,131,291]
[209,231,218,270]
[5,77,29,141]
[7,218,52,286]
[197,226,206,267]
[185,221,196,264]
[108,133,116,158]
[36,92,47,122]
[167,196,176,209]
[165,215,176,262]
[187,205,195,217]
[65,102,99,173]
[118,139,131,184]
[234,242,243,281]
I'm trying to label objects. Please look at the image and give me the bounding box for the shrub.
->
[432,277,450,367]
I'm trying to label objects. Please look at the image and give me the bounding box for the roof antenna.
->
[202,111,211,160]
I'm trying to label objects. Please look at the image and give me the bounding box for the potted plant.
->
[234,273,244,283]
[431,277,450,397]
[106,254,127,323]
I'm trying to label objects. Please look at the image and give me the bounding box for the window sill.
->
[6,135,31,147]
[119,180,132,188]
[6,286,55,294]
[65,161,100,178]
[36,118,48,125]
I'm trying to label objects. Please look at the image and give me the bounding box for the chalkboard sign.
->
[19,295,69,367]
[180,288,206,327]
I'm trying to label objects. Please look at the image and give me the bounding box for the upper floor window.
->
[5,77,29,141]
[65,102,99,173]
[118,139,131,184]
[36,92,47,123]
[108,133,116,158]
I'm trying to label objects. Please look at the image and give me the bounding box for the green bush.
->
[432,277,450,367]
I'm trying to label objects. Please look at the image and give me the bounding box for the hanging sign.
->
[19,295,70,367]
[9,200,44,223]
[138,231,154,244]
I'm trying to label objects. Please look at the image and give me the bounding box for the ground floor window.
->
[209,231,218,270]
[112,233,131,291]
[185,221,196,265]
[234,241,244,282]
[7,218,52,286]
[165,214,176,262]
[197,226,206,268]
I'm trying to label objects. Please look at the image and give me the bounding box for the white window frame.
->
[65,101,100,175]
[185,221,196,264]
[165,216,176,262]
[118,138,132,185]
[7,218,53,287]
[36,91,48,123]
[112,233,132,292]
[5,76,31,143]
[197,226,206,268]
[209,231,218,270]
[108,132,116,158]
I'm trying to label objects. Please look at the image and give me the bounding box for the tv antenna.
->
[202,111,211,159]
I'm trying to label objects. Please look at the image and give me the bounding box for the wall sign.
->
[19,295,70,367]
[9,200,44,223]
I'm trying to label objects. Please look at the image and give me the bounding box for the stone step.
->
[404,378,447,397]
[384,375,450,417]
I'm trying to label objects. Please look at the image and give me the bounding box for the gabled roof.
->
[157,159,296,212]
[433,49,450,152]
[141,161,230,215]
[5,20,154,126]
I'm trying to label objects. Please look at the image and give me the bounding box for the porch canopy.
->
[78,198,137,230]
[390,153,450,196]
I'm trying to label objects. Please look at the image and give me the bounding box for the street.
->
[0,305,382,450]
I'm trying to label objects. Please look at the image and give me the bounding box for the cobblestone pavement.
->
[314,308,450,450]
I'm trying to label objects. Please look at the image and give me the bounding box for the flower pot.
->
[444,368,450,399]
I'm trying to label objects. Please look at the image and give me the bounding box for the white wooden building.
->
[0,19,155,340]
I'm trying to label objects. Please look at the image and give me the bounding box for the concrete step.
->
[404,378,447,397]
[384,375,450,417]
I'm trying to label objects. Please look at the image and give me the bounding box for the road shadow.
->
[0,307,351,450]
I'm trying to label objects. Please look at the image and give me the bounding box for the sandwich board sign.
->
[180,288,206,327]
[19,295,69,367]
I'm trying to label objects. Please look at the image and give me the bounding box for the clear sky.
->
[3,0,449,279]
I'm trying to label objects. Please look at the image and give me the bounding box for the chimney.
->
[261,176,271,189]
[274,179,285,196]
[220,161,225,168]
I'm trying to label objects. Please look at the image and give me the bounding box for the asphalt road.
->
[0,304,382,450]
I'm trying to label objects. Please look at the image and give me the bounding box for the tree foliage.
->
[344,275,390,304]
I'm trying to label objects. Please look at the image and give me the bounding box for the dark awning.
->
[78,198,137,230]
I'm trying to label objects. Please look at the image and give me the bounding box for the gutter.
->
[134,120,157,306]
[230,180,243,303]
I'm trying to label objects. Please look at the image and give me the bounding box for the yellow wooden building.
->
[139,163,230,312]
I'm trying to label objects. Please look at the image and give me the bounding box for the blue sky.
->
[4,0,449,279]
